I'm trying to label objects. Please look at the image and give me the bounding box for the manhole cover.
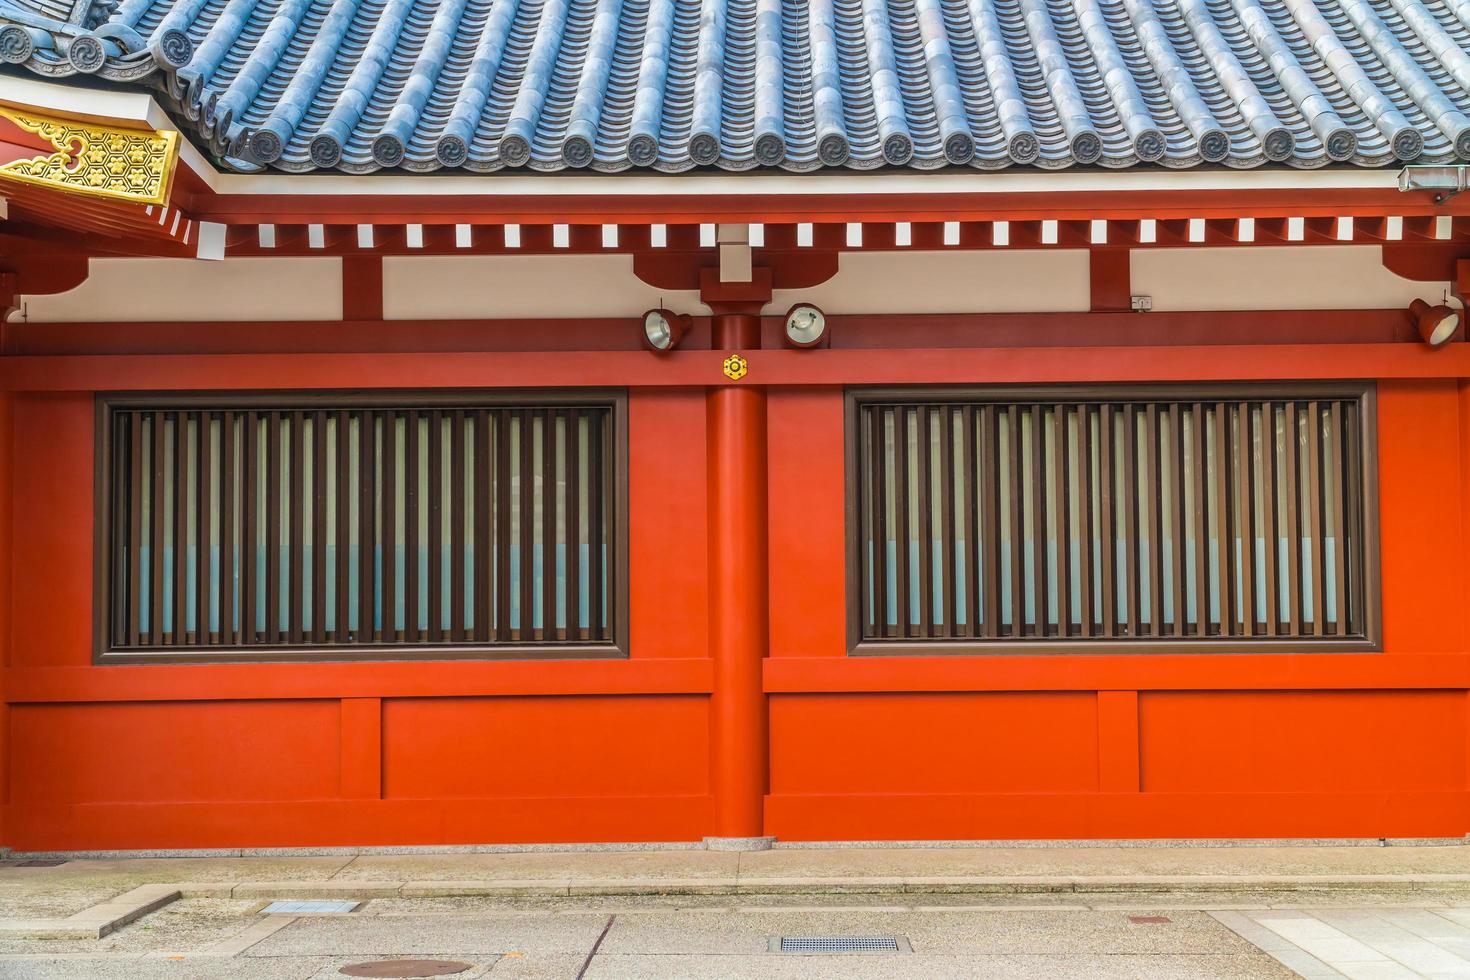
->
[771,935,911,953]
[339,960,473,978]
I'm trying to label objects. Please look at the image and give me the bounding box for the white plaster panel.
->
[1131,246,1447,311]
[770,250,1091,314]
[12,257,343,322]
[384,254,697,319]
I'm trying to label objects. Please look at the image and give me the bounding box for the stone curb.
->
[0,884,181,939]
[6,872,1470,940]
[173,874,1470,900]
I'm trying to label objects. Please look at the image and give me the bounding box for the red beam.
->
[4,343,1469,392]
[177,186,1470,226]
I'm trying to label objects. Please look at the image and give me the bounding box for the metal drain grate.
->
[261,900,360,914]
[772,936,910,953]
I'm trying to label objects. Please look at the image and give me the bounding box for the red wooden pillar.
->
[705,275,772,843]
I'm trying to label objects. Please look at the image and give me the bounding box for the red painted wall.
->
[1,315,1468,848]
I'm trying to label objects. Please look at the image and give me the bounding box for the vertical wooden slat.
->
[889,407,908,637]
[915,406,933,636]
[565,408,582,642]
[1305,401,1325,635]
[589,407,607,641]
[111,417,129,647]
[242,412,259,645]
[520,411,538,640]
[128,414,143,646]
[1077,405,1094,637]
[288,412,304,645]
[1329,402,1348,635]
[496,411,513,642]
[311,411,328,644]
[1344,402,1364,635]
[382,410,398,642]
[173,412,188,644]
[1260,403,1279,636]
[1097,404,1115,636]
[1213,402,1235,637]
[517,410,534,641]
[264,411,281,644]
[474,411,491,641]
[1237,404,1257,636]
[865,407,886,638]
[962,406,978,639]
[288,411,305,646]
[405,410,421,643]
[1006,406,1024,635]
[1054,404,1072,637]
[1189,404,1209,635]
[427,410,444,642]
[603,409,617,642]
[1123,405,1141,634]
[1030,405,1048,638]
[1168,404,1186,636]
[1146,404,1164,637]
[219,412,236,645]
[540,410,556,640]
[195,412,212,645]
[361,409,378,643]
[450,410,467,641]
[1284,401,1303,634]
[979,406,999,638]
[938,406,956,638]
[334,410,351,642]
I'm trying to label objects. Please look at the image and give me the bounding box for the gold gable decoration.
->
[0,106,178,206]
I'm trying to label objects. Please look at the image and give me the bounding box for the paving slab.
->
[0,956,334,979]
[581,951,1295,979]
[597,907,1258,956]
[246,912,611,957]
[738,846,1470,880]
[335,851,741,882]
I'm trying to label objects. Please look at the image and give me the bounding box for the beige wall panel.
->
[384,255,696,319]
[12,257,343,322]
[1132,246,1446,311]
[770,250,1091,314]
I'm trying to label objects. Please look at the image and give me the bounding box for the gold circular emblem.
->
[722,353,748,381]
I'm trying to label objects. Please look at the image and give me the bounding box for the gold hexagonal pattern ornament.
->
[0,105,179,206]
[722,353,749,381]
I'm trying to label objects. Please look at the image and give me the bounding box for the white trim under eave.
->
[2,75,1402,198]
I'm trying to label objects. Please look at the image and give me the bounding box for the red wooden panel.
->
[1139,691,1466,792]
[1377,381,1466,653]
[767,389,847,657]
[11,394,93,668]
[768,693,1099,794]
[627,391,708,658]
[381,695,708,798]
[10,700,341,803]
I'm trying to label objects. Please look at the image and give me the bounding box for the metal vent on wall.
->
[772,936,910,953]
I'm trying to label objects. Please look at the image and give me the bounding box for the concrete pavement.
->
[3,843,1470,977]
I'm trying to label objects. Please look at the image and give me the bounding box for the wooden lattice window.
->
[97,393,627,661]
[848,386,1379,654]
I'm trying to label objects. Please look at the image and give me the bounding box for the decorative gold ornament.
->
[722,353,748,380]
[0,106,179,206]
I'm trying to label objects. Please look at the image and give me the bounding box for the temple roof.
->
[4,0,1470,176]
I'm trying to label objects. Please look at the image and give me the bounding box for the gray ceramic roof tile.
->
[5,0,1470,173]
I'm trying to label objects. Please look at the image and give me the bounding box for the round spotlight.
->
[642,308,690,352]
[1410,298,1460,348]
[783,303,828,348]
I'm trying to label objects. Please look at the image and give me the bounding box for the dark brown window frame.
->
[845,383,1382,656]
[94,389,630,664]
